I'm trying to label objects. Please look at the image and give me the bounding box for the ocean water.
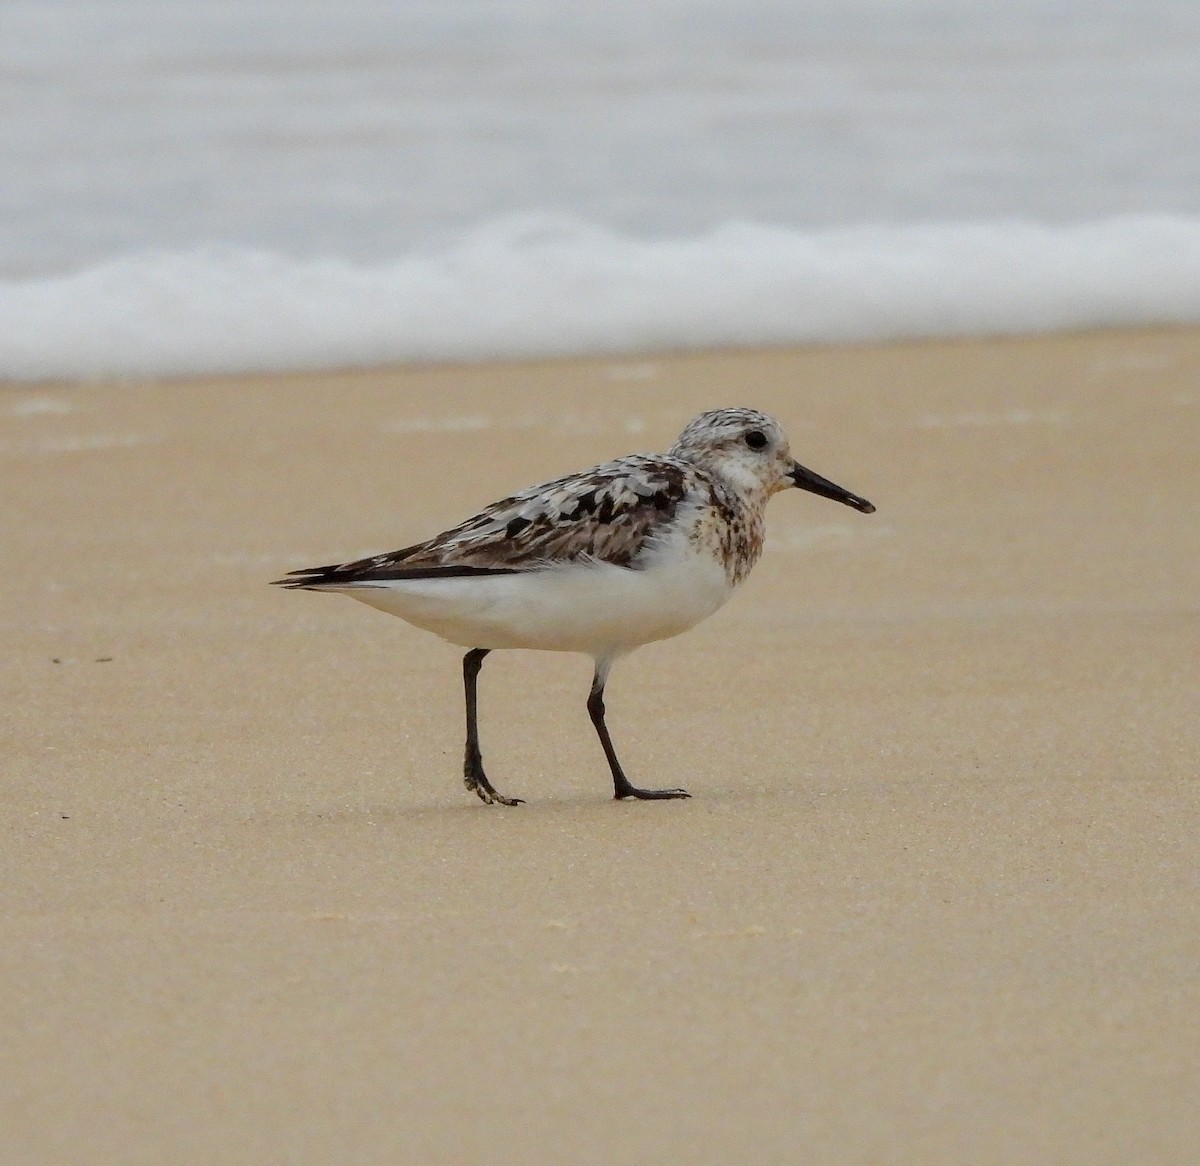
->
[3,0,1200,379]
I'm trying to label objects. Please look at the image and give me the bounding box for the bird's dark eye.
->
[744,430,768,450]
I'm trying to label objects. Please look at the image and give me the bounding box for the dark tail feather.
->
[271,562,522,589]
[270,563,346,589]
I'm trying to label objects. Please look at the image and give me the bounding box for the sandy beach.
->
[3,327,1199,1164]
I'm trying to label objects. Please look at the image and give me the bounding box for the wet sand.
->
[3,328,1199,1164]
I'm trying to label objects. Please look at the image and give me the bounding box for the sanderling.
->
[274,408,874,805]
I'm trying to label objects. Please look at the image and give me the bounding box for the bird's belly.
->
[337,553,733,656]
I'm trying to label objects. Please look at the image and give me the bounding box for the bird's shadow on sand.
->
[281,782,807,830]
[291,796,671,827]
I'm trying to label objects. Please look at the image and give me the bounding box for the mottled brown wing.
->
[275,455,695,588]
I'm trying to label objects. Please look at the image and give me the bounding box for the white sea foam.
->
[5,3,1199,381]
[3,215,1200,382]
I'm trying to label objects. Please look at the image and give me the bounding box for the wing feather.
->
[274,455,696,589]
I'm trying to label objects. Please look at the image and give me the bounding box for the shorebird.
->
[274,408,874,804]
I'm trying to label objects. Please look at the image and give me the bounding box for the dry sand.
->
[3,328,1199,1165]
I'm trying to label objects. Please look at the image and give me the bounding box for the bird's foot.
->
[464,771,525,807]
[613,781,691,801]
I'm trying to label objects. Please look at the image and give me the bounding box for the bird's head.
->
[670,408,875,513]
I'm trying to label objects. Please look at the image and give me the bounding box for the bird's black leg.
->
[587,664,690,801]
[462,648,523,806]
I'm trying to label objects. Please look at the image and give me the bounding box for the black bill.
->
[789,460,875,514]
